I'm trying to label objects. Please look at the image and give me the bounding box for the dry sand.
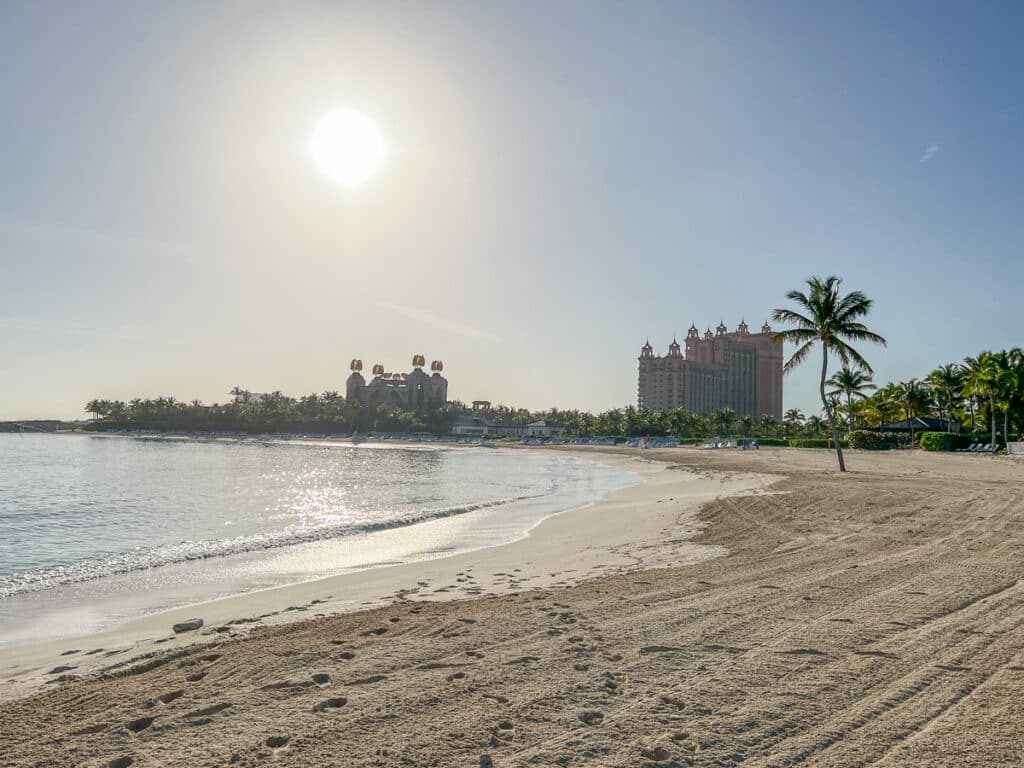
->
[2,447,1022,767]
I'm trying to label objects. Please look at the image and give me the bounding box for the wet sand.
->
[2,448,1022,767]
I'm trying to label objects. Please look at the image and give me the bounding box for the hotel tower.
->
[637,320,783,420]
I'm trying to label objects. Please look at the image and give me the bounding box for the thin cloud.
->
[371,301,498,341]
[919,143,941,163]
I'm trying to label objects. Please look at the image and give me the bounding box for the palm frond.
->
[784,341,815,373]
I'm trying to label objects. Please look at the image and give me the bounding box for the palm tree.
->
[738,415,754,437]
[925,364,964,430]
[894,379,932,444]
[711,407,736,436]
[963,353,1001,450]
[759,413,777,437]
[806,414,827,436]
[827,366,876,432]
[783,408,804,437]
[773,276,887,471]
[985,349,1023,448]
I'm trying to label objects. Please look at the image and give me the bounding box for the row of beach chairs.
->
[956,443,999,453]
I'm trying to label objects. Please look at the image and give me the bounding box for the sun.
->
[310,109,387,187]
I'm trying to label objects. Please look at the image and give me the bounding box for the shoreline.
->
[4,448,1023,766]
[0,450,774,702]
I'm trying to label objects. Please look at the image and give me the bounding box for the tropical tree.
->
[985,349,1023,448]
[759,414,778,437]
[773,276,887,471]
[783,408,805,437]
[926,363,964,429]
[894,379,933,443]
[963,353,1002,450]
[711,407,736,436]
[738,415,754,437]
[806,415,827,436]
[827,366,876,431]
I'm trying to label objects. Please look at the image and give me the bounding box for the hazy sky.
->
[3,1,1023,420]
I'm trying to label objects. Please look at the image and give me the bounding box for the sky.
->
[2,1,1023,420]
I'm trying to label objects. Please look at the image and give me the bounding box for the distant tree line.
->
[83,346,1023,443]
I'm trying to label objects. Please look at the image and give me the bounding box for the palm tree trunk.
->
[820,344,846,471]
[990,399,997,450]
[847,393,854,432]
[1003,408,1009,449]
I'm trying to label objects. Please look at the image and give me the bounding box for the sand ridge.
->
[1,448,1023,766]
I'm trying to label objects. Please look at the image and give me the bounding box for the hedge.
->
[788,438,848,449]
[919,432,960,451]
[848,431,899,450]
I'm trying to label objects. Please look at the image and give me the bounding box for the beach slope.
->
[2,448,1022,767]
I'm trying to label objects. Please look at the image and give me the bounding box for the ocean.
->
[0,434,637,644]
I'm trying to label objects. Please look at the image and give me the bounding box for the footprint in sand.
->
[362,627,388,636]
[312,673,330,685]
[185,671,207,682]
[60,649,81,656]
[347,675,387,686]
[312,697,347,713]
[447,671,467,682]
[107,758,134,768]
[266,735,290,751]
[48,665,76,675]
[125,716,155,733]
[157,690,184,704]
[578,710,604,725]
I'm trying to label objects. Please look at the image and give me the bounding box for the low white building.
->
[525,420,566,437]
[451,416,495,436]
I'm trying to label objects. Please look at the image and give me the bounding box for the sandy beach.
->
[2,447,1023,767]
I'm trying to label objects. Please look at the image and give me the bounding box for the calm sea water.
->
[0,434,637,643]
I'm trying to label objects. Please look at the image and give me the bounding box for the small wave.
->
[0,495,541,599]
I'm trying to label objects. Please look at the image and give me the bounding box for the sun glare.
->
[310,109,387,187]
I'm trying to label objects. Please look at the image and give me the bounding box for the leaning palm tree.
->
[773,276,887,471]
[827,366,876,431]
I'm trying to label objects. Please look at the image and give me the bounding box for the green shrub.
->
[848,431,899,450]
[787,438,848,449]
[919,431,960,451]
[753,437,788,446]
